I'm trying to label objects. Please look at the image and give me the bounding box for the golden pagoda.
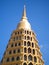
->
[1,6,44,65]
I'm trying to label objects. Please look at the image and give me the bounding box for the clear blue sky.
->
[0,0,49,65]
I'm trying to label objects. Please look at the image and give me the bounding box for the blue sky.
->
[0,0,49,65]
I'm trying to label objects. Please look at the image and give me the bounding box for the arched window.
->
[27,31,29,34]
[29,31,31,35]
[17,49,20,53]
[25,30,26,34]
[25,36,26,39]
[24,48,27,53]
[9,50,12,54]
[11,57,14,61]
[18,32,19,34]
[27,36,30,40]
[34,56,37,62]
[28,55,32,61]
[33,49,35,55]
[15,32,17,35]
[31,37,32,41]
[15,43,17,46]
[24,41,26,46]
[16,56,20,61]
[32,43,34,47]
[13,50,16,54]
[6,58,9,62]
[23,63,27,65]
[20,31,22,34]
[27,41,31,46]
[28,48,31,53]
[11,44,13,47]
[13,37,15,41]
[18,43,21,46]
[24,55,27,60]
[28,62,33,65]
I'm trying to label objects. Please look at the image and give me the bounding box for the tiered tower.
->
[1,6,44,65]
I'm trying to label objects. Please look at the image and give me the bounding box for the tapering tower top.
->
[17,5,31,30]
[22,5,26,19]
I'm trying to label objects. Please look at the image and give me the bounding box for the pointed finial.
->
[23,5,26,17]
[22,5,27,19]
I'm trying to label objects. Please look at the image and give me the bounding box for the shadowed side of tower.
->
[1,6,44,65]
